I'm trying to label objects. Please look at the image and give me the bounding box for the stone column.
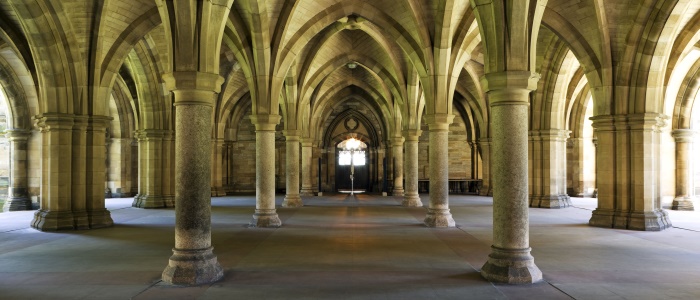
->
[3,129,31,211]
[222,140,233,194]
[480,72,542,284]
[132,130,166,208]
[402,130,422,207]
[392,136,405,196]
[71,116,89,229]
[529,129,571,208]
[211,138,225,197]
[161,72,223,285]
[107,137,130,197]
[672,129,695,210]
[300,139,314,196]
[283,131,303,207]
[423,114,455,227]
[31,115,75,231]
[478,138,492,196]
[250,114,282,227]
[85,116,113,228]
[162,131,175,207]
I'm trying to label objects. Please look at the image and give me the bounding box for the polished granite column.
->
[161,71,223,285]
[480,71,542,284]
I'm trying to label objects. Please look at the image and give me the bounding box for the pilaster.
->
[85,116,113,228]
[132,129,167,208]
[211,138,226,197]
[528,129,571,208]
[3,129,31,211]
[300,139,314,196]
[31,114,75,231]
[671,129,695,211]
[282,130,303,207]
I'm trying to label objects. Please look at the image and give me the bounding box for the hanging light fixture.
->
[347,62,357,69]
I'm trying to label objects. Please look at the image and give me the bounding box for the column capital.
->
[482,71,539,107]
[672,129,696,142]
[136,129,167,140]
[528,129,569,141]
[5,129,30,141]
[283,130,301,138]
[403,129,422,141]
[250,114,281,131]
[35,113,75,131]
[627,113,668,131]
[301,138,314,147]
[72,115,89,130]
[163,72,224,106]
[424,114,454,131]
[88,115,112,130]
[391,136,405,145]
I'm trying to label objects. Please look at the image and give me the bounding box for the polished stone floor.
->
[1,194,700,299]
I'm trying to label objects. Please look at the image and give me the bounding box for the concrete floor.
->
[1,194,700,299]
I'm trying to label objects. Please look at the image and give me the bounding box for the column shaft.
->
[392,137,405,196]
[402,130,422,207]
[423,114,455,227]
[478,139,492,196]
[210,139,225,197]
[672,129,695,210]
[283,132,302,207]
[300,140,314,196]
[3,130,31,211]
[85,117,113,228]
[250,115,282,227]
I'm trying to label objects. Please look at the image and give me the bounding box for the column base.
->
[250,210,282,228]
[282,195,303,208]
[31,210,75,231]
[672,197,695,211]
[73,210,90,230]
[392,189,405,197]
[589,208,615,228]
[424,208,455,227]
[300,189,314,196]
[3,196,32,212]
[481,246,542,284]
[163,196,175,208]
[210,188,226,197]
[529,195,571,209]
[88,209,114,229]
[589,208,672,231]
[402,194,423,207]
[627,210,671,231]
[132,195,168,208]
[162,247,223,286]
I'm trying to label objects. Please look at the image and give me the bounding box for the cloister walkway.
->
[1,194,700,299]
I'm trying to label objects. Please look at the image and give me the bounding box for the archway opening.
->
[0,87,10,210]
[336,137,369,193]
